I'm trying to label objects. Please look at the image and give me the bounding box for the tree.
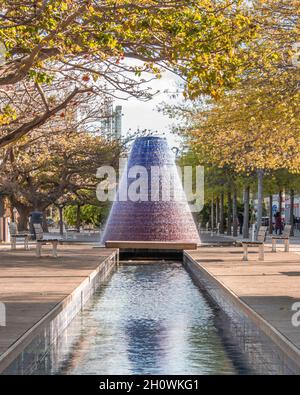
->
[0,128,120,229]
[0,76,113,148]
[179,148,242,234]
[187,45,300,229]
[163,0,299,235]
[0,1,257,146]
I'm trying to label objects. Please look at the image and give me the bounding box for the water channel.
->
[33,263,250,375]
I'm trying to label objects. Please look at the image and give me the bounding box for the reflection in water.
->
[125,319,163,374]
[34,263,249,375]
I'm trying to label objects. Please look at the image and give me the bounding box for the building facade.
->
[100,100,122,140]
[264,193,300,224]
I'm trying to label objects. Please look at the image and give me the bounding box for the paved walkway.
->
[200,230,300,252]
[0,245,116,360]
[186,246,300,351]
[199,232,235,244]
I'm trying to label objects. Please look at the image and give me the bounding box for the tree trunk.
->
[0,195,4,217]
[268,195,273,235]
[290,189,295,236]
[227,191,232,236]
[232,189,238,237]
[42,211,49,233]
[76,204,81,232]
[243,185,250,239]
[0,195,5,242]
[279,189,283,216]
[216,197,220,226]
[219,192,224,234]
[257,169,264,232]
[16,206,31,231]
[59,206,64,236]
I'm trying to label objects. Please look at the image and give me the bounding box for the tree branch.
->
[0,87,91,148]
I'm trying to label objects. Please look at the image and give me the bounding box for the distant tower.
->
[101,136,200,244]
[100,101,122,140]
[113,105,122,140]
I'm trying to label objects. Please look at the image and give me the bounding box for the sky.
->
[118,70,184,149]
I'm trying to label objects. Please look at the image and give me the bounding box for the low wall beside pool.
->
[183,251,300,375]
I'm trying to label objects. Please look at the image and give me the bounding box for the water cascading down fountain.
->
[102,136,200,247]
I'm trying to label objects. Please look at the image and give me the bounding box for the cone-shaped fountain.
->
[101,136,200,245]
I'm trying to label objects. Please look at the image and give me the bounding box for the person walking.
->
[274,211,283,235]
[238,212,244,235]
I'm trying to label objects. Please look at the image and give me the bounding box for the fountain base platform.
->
[105,241,198,260]
[105,241,198,250]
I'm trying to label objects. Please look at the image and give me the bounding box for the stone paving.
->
[187,246,300,351]
[0,245,116,359]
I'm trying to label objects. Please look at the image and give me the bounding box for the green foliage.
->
[63,204,109,227]
[174,0,300,224]
[0,129,120,213]
[0,1,257,99]
[0,104,17,125]
[28,70,53,84]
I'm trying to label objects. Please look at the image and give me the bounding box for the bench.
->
[34,224,62,257]
[271,224,292,252]
[9,223,30,250]
[238,226,268,261]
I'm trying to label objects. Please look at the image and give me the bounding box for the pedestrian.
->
[274,211,283,235]
[238,212,244,235]
[296,217,300,231]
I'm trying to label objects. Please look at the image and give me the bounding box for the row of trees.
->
[181,0,300,235]
[200,167,299,237]
[1,1,298,233]
[0,1,263,229]
[0,0,258,144]
[0,121,121,230]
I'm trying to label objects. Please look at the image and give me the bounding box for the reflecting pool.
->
[34,263,250,375]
